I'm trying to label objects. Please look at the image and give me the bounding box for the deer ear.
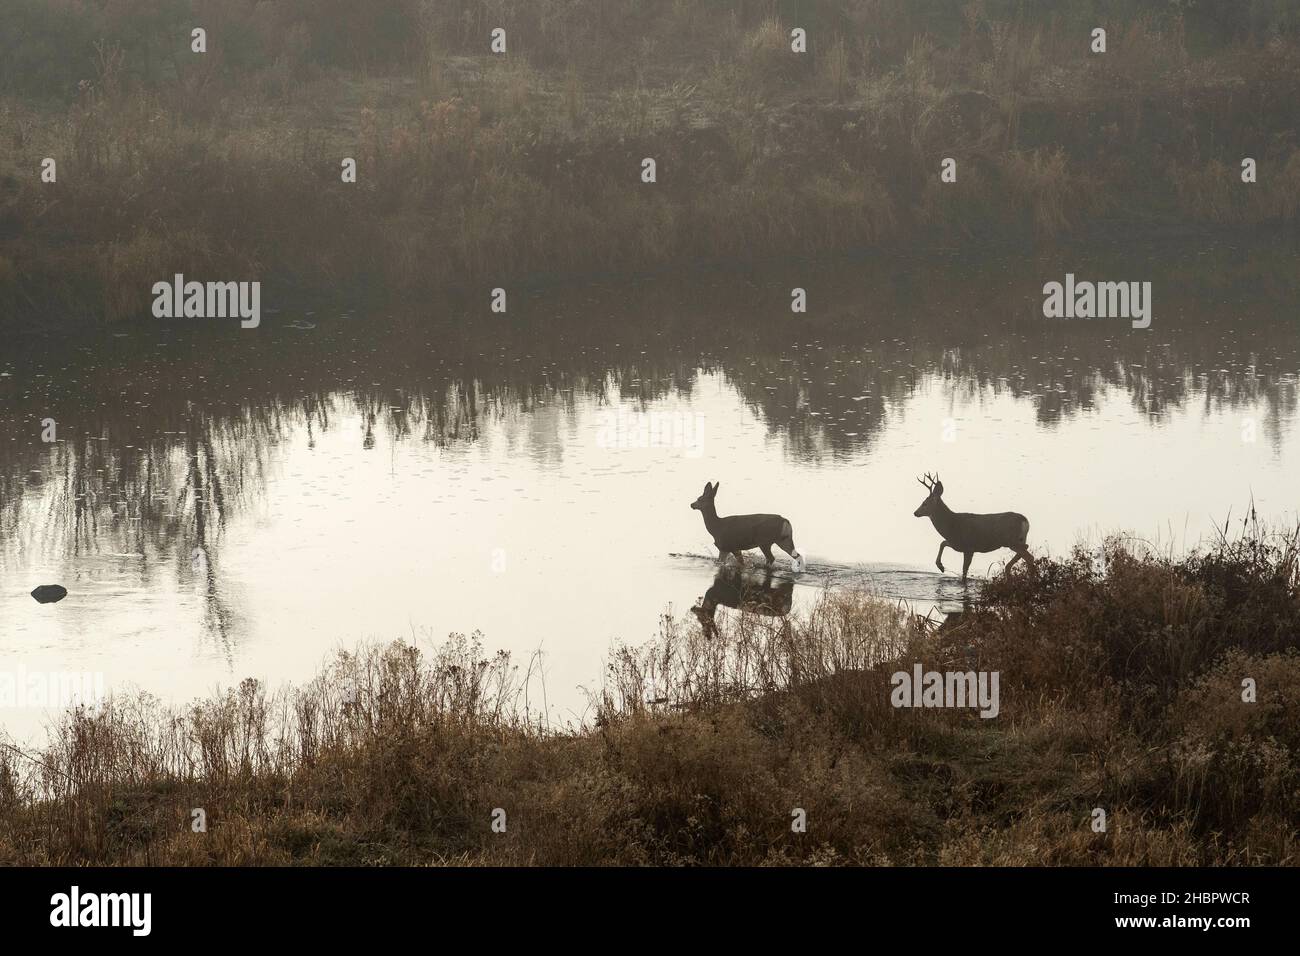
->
[934,481,944,496]
[711,481,719,494]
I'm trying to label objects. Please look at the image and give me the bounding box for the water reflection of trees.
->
[1,238,1296,611]
[714,241,1300,459]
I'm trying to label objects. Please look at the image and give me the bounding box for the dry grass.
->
[1,1,1299,326]
[1,525,1296,866]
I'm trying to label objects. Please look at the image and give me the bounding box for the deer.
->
[690,481,803,570]
[913,472,1034,584]
[691,567,794,639]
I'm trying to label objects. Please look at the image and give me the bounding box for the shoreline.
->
[2,531,1296,866]
[5,223,1296,338]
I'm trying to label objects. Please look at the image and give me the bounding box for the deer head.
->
[690,481,718,511]
[913,472,945,517]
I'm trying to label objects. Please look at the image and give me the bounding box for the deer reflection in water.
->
[691,566,795,639]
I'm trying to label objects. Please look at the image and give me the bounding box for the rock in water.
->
[31,584,68,604]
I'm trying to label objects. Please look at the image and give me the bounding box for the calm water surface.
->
[2,240,1298,740]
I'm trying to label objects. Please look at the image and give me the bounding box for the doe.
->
[690,481,803,570]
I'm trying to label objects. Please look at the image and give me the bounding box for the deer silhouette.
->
[691,567,794,638]
[690,481,802,569]
[913,472,1034,584]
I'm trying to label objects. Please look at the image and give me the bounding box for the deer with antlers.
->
[913,472,1034,584]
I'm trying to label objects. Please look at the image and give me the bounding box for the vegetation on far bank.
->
[2,522,1297,865]
[2,0,1299,326]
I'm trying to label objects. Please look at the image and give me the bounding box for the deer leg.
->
[692,605,719,638]
[777,534,802,569]
[731,551,745,567]
[760,543,775,566]
[935,542,947,573]
[961,551,973,583]
[717,548,728,565]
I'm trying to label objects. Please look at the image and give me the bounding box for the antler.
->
[917,472,939,492]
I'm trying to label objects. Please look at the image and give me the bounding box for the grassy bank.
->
[2,0,1299,326]
[2,524,1297,865]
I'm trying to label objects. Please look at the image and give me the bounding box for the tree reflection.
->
[1,238,1296,639]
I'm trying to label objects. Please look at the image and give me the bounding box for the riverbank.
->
[2,1,1298,328]
[2,526,1296,865]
